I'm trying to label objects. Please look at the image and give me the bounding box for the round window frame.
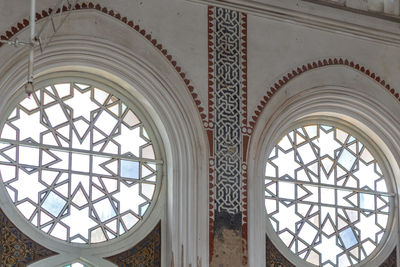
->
[0,28,210,266]
[263,117,396,267]
[0,71,165,252]
[247,82,400,267]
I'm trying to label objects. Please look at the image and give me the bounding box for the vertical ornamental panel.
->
[208,6,248,266]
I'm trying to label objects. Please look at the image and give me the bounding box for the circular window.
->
[264,122,393,266]
[0,77,162,244]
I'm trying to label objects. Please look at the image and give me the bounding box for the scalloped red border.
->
[240,12,249,266]
[250,58,400,129]
[0,2,207,124]
[207,6,215,263]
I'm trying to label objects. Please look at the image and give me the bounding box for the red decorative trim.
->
[209,156,215,262]
[250,58,400,130]
[0,2,206,124]
[240,12,249,266]
[207,6,215,263]
[207,6,215,128]
[241,14,248,128]
[241,161,249,265]
[207,128,214,261]
[208,7,249,264]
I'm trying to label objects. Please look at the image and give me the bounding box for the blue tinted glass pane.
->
[120,160,139,179]
[321,125,332,131]
[360,193,374,209]
[140,203,149,216]
[338,149,356,170]
[340,228,357,249]
[42,192,66,217]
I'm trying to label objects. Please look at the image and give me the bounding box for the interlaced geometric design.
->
[266,234,295,267]
[265,124,392,266]
[0,81,161,244]
[214,7,243,214]
[0,207,57,265]
[105,221,161,266]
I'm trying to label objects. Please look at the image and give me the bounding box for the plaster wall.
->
[0,0,399,266]
[0,0,208,107]
[2,0,400,131]
[247,15,400,120]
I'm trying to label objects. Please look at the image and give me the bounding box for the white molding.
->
[186,0,400,47]
[248,65,400,266]
[303,0,400,20]
[28,254,117,267]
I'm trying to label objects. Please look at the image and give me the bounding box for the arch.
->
[0,2,207,124]
[249,58,400,130]
[0,8,209,266]
[247,63,400,266]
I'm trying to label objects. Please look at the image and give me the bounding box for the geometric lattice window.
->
[265,123,393,266]
[0,80,161,244]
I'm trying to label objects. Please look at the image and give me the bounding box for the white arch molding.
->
[0,14,208,266]
[248,65,400,267]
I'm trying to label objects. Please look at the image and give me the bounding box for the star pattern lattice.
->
[265,124,391,267]
[0,81,160,244]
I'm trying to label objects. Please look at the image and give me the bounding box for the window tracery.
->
[0,78,161,245]
[264,123,393,266]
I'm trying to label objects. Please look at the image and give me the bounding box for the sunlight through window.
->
[0,80,161,244]
[265,124,392,266]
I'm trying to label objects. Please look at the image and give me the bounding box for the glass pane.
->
[42,192,66,217]
[120,160,139,179]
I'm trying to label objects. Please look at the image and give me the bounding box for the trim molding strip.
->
[188,0,400,47]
